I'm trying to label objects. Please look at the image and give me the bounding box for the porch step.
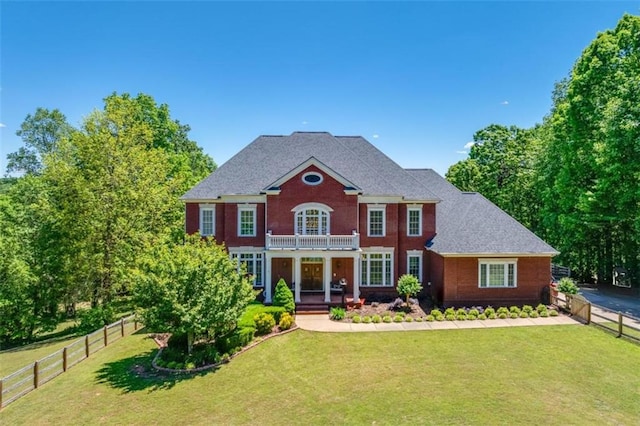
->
[295,304,330,315]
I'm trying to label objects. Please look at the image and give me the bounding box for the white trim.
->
[478,258,517,288]
[360,250,394,287]
[302,171,323,186]
[407,206,422,237]
[199,204,216,236]
[435,252,558,258]
[237,204,257,237]
[407,250,423,282]
[291,202,334,213]
[359,195,402,204]
[219,195,266,203]
[367,204,386,237]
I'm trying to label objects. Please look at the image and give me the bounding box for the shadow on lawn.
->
[95,344,214,393]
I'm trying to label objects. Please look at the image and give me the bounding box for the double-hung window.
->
[238,205,257,237]
[199,204,215,236]
[367,205,386,237]
[361,252,393,286]
[478,259,517,288]
[231,252,263,287]
[407,251,423,281]
[407,207,422,236]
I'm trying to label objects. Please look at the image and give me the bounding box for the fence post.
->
[618,312,623,337]
[134,319,138,331]
[0,378,3,408]
[103,325,108,346]
[85,335,90,358]
[121,318,125,337]
[586,303,591,325]
[63,347,68,372]
[33,362,39,389]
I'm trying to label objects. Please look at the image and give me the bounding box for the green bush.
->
[397,274,423,304]
[445,314,455,321]
[484,307,495,316]
[430,308,442,317]
[278,312,294,330]
[415,317,423,322]
[522,305,534,313]
[166,361,177,369]
[273,278,295,313]
[362,316,372,324]
[435,314,445,321]
[174,363,183,370]
[509,306,521,314]
[383,315,392,323]
[456,313,467,321]
[185,362,196,370]
[254,313,276,335]
[372,314,382,323]
[393,314,404,323]
[540,310,549,318]
[530,311,539,318]
[456,308,467,316]
[496,307,509,315]
[404,316,413,322]
[239,303,286,328]
[330,307,346,321]
[488,313,497,320]
[498,313,508,319]
[467,313,477,320]
[155,359,166,367]
[468,308,480,316]
[352,315,362,323]
[76,306,116,335]
[444,307,455,316]
[509,312,519,319]
[425,315,435,322]
[519,311,529,318]
[216,327,255,354]
[549,309,559,317]
[558,277,579,295]
[536,303,548,313]
[478,313,487,320]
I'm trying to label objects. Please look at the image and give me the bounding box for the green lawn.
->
[1,326,639,425]
[0,333,82,377]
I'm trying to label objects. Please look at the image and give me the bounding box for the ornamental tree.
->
[272,278,295,313]
[397,274,423,305]
[134,235,256,354]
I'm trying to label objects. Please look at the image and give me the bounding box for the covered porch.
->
[264,251,361,304]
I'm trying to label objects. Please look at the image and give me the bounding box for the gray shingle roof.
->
[182,132,439,201]
[406,169,559,256]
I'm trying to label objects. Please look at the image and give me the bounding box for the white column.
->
[294,255,301,303]
[264,252,272,303]
[352,253,360,301]
[323,256,331,302]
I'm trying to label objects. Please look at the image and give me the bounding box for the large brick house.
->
[182,132,558,307]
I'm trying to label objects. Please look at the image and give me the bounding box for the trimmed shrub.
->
[272,279,295,313]
[216,327,256,354]
[498,313,508,319]
[444,307,455,316]
[425,315,435,322]
[519,311,529,318]
[529,311,539,318]
[536,303,548,313]
[509,312,519,319]
[393,314,404,323]
[404,316,413,322]
[496,307,509,315]
[539,310,549,318]
[468,308,480,317]
[383,315,392,323]
[372,314,382,323]
[445,314,455,321]
[549,309,559,317]
[415,317,423,322]
[467,313,477,320]
[330,307,346,321]
[240,303,286,328]
[522,305,534,314]
[488,313,497,319]
[456,313,467,321]
[254,313,276,335]
[456,308,467,316]
[435,314,445,321]
[278,312,294,330]
[484,307,496,316]
[185,362,196,370]
[430,308,442,317]
[478,313,487,320]
[352,315,362,323]
[362,316,372,324]
[509,306,521,315]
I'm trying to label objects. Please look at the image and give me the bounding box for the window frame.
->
[360,251,394,287]
[407,206,422,237]
[237,204,257,237]
[295,208,330,235]
[231,251,264,287]
[407,250,423,281]
[199,204,216,237]
[367,205,386,237]
[478,259,517,288]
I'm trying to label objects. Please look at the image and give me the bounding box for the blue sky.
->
[2,1,639,176]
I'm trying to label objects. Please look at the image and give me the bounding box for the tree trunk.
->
[187,331,194,355]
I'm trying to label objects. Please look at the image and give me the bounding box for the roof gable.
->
[265,157,360,192]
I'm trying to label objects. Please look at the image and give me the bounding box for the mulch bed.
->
[345,302,428,320]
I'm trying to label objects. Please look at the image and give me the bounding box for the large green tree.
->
[134,235,256,354]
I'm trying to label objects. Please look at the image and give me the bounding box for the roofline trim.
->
[263,156,361,191]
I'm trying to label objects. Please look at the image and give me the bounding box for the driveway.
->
[579,287,640,319]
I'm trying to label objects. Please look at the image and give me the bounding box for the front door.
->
[301,258,323,291]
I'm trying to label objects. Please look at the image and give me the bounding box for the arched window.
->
[293,203,332,235]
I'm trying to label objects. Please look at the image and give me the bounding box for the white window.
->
[367,205,386,237]
[479,259,517,288]
[302,172,323,185]
[199,204,215,236]
[407,251,423,281]
[238,205,257,237]
[231,252,264,287]
[361,252,393,286]
[295,208,329,235]
[407,207,422,236]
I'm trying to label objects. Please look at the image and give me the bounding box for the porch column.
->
[352,253,360,301]
[264,251,272,303]
[323,256,332,302]
[294,255,301,303]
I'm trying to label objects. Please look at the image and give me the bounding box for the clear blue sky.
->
[2,1,639,176]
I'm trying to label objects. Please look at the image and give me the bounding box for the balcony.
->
[266,231,360,250]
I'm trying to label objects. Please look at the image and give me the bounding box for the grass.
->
[1,326,640,424]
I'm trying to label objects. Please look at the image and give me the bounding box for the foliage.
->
[372,315,382,323]
[393,314,404,323]
[134,234,256,354]
[425,315,435,322]
[76,306,116,335]
[216,327,256,355]
[396,274,423,305]
[557,278,579,295]
[382,315,392,323]
[239,303,285,328]
[536,304,548,313]
[352,315,362,323]
[253,313,276,336]
[272,278,295,313]
[278,313,294,330]
[484,307,495,316]
[362,316,372,323]
[330,307,346,321]
[509,306,521,314]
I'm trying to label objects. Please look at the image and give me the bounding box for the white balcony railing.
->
[266,231,360,250]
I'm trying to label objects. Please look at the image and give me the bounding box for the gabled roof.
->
[406,169,559,256]
[182,132,439,201]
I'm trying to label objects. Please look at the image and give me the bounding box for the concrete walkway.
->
[295,313,579,332]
